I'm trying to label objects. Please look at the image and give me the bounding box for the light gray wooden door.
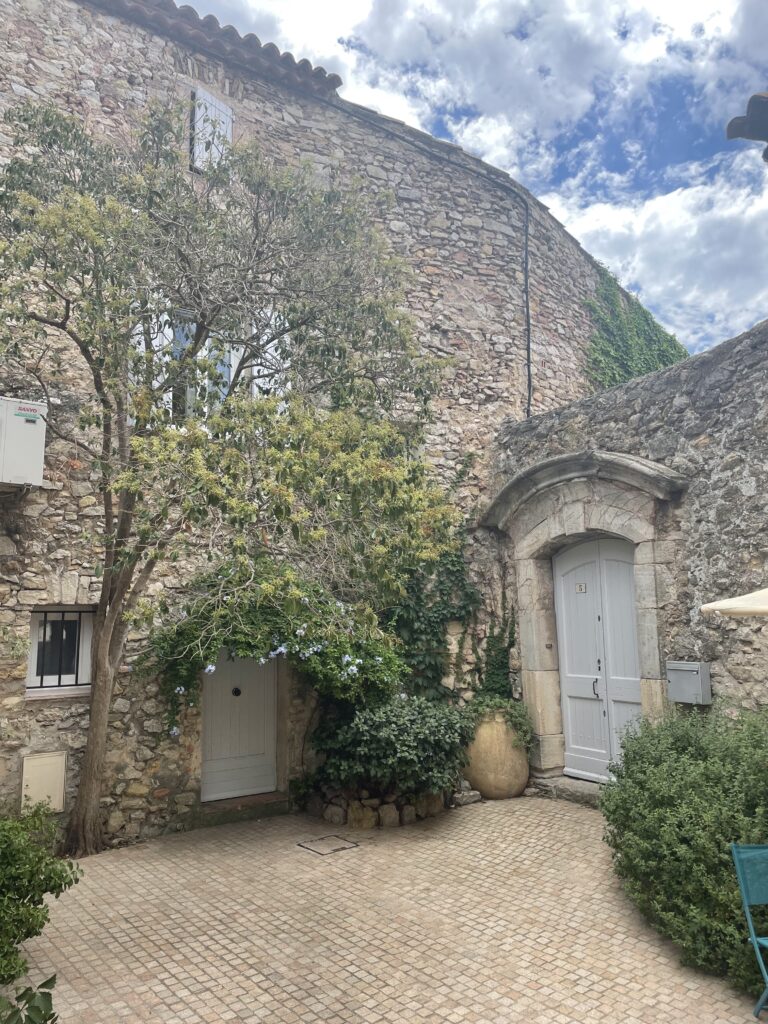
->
[598,539,643,765]
[201,654,277,802]
[554,539,641,781]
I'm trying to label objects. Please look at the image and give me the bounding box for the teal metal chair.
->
[731,844,768,1018]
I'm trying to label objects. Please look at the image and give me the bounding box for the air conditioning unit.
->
[0,396,48,486]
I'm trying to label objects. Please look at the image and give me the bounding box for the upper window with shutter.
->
[190,87,233,171]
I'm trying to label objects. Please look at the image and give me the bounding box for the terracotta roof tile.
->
[83,0,343,97]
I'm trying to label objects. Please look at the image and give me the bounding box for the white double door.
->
[201,654,277,802]
[553,538,642,782]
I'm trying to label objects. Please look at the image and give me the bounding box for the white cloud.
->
[201,0,430,124]
[542,149,768,351]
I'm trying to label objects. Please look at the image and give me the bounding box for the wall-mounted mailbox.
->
[666,660,712,705]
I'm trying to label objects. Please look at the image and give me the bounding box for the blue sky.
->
[196,0,767,352]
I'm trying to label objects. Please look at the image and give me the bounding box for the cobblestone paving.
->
[26,799,752,1023]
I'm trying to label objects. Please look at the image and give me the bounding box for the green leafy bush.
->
[0,976,57,1024]
[601,708,768,995]
[316,695,474,796]
[0,804,80,987]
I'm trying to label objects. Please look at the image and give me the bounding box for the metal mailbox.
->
[666,660,712,705]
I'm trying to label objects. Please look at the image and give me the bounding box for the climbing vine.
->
[586,264,687,390]
[388,536,480,699]
[476,613,516,697]
[144,561,406,730]
[465,593,534,753]
[464,692,534,753]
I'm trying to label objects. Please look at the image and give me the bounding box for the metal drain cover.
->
[297,834,358,856]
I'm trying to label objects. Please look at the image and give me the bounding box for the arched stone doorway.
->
[482,450,687,776]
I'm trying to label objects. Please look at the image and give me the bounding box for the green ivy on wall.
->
[476,614,516,696]
[388,538,481,700]
[586,264,688,390]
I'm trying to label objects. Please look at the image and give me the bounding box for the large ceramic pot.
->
[465,711,529,799]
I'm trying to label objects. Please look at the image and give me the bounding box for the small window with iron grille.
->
[26,609,94,695]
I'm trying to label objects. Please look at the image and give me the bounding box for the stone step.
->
[194,791,292,828]
[529,776,602,809]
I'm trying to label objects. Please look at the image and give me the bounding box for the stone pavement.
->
[25,799,753,1024]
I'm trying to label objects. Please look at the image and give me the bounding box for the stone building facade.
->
[0,0,742,838]
[0,0,610,493]
[485,322,768,777]
[0,0,634,841]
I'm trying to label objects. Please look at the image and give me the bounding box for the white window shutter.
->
[191,87,233,170]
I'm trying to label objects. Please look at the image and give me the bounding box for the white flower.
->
[174,686,185,695]
[399,692,408,700]
[296,624,307,637]
[204,664,216,674]
[258,657,266,665]
[347,664,359,676]
[342,654,352,665]
[169,726,181,737]
[374,657,383,664]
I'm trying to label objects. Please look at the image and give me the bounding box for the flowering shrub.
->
[315,695,474,796]
[147,562,405,730]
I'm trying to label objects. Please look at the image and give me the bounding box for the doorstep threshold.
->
[200,790,289,814]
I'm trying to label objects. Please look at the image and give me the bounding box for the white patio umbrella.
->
[700,588,768,618]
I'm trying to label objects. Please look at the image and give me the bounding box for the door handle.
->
[592,678,599,698]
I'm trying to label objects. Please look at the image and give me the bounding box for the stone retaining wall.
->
[307,786,446,829]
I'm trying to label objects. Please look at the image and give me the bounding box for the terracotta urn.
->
[465,710,529,799]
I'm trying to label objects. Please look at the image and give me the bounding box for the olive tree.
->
[0,102,442,856]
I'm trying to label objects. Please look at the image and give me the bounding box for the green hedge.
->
[315,695,474,796]
[601,708,768,995]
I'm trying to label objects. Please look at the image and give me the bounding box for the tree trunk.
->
[63,641,116,857]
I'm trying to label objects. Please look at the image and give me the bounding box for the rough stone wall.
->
[494,322,768,709]
[0,0,619,837]
[0,0,608,502]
